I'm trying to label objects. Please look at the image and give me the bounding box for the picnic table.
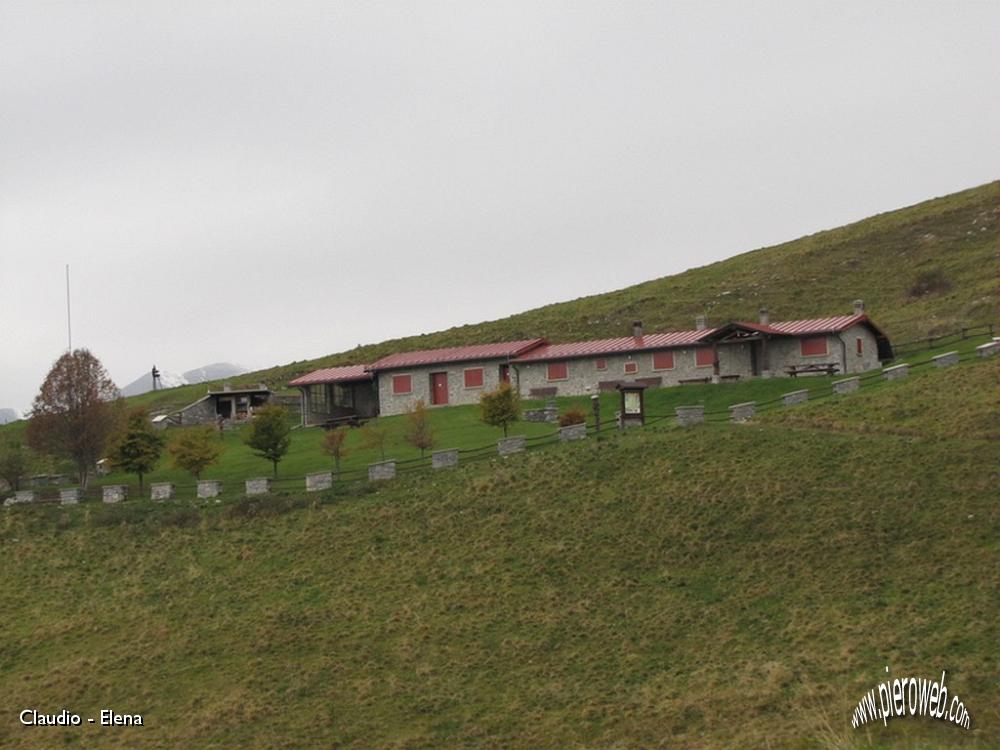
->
[785,362,839,377]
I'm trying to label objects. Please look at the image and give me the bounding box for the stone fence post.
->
[833,377,860,395]
[976,341,999,358]
[729,402,756,423]
[150,483,175,501]
[432,449,459,469]
[782,389,809,407]
[932,351,959,368]
[368,461,396,481]
[883,363,908,381]
[245,478,271,496]
[497,436,526,456]
[102,485,128,504]
[60,488,83,504]
[197,480,222,499]
[306,472,333,492]
[675,406,705,426]
[559,423,587,442]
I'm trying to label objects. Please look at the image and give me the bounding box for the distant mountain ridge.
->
[0,408,21,425]
[120,362,248,397]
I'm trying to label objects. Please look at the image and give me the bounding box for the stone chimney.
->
[632,320,643,338]
[758,308,770,326]
[853,299,865,316]
[695,315,708,331]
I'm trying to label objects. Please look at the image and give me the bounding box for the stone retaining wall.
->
[432,449,459,469]
[524,406,559,423]
[675,405,705,426]
[15,490,36,503]
[976,341,998,358]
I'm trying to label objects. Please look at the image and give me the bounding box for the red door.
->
[431,372,449,405]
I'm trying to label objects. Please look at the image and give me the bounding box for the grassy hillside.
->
[24,332,989,497]
[2,355,997,748]
[138,181,999,414]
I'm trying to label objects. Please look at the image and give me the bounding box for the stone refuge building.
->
[512,302,891,398]
[174,384,274,425]
[287,302,892,422]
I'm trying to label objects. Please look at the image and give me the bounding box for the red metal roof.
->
[513,330,716,363]
[764,314,869,335]
[288,364,372,387]
[368,339,546,371]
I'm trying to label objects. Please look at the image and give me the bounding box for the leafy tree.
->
[0,439,29,491]
[168,427,224,479]
[360,423,389,462]
[243,405,291,477]
[27,349,123,487]
[321,427,349,476]
[480,381,521,437]
[403,400,435,456]
[109,407,165,490]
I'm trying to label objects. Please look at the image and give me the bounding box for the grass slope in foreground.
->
[1,357,998,748]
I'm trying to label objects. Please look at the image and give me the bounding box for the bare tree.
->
[27,349,122,488]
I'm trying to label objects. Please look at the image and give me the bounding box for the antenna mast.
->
[66,264,73,351]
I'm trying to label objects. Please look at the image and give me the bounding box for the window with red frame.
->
[392,374,412,394]
[623,361,638,374]
[800,337,828,356]
[595,358,607,371]
[464,368,484,388]
[547,362,568,381]
[652,351,674,370]
[695,348,714,367]
[855,337,863,356]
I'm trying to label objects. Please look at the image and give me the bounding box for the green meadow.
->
[2,354,997,749]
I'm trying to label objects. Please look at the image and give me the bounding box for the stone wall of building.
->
[766,325,880,377]
[377,360,511,417]
[514,343,755,399]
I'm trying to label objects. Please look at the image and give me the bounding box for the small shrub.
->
[559,409,587,427]
[909,268,951,297]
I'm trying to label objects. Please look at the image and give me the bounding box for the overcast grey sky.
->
[1,1,998,412]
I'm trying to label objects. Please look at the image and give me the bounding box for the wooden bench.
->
[785,362,839,377]
[679,377,711,385]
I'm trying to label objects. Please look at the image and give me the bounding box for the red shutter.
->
[800,337,828,356]
[392,374,411,394]
[652,351,674,370]
[595,358,607,371]
[464,368,484,388]
[855,337,863,356]
[695,348,714,367]
[624,361,638,374]
[547,362,568,381]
